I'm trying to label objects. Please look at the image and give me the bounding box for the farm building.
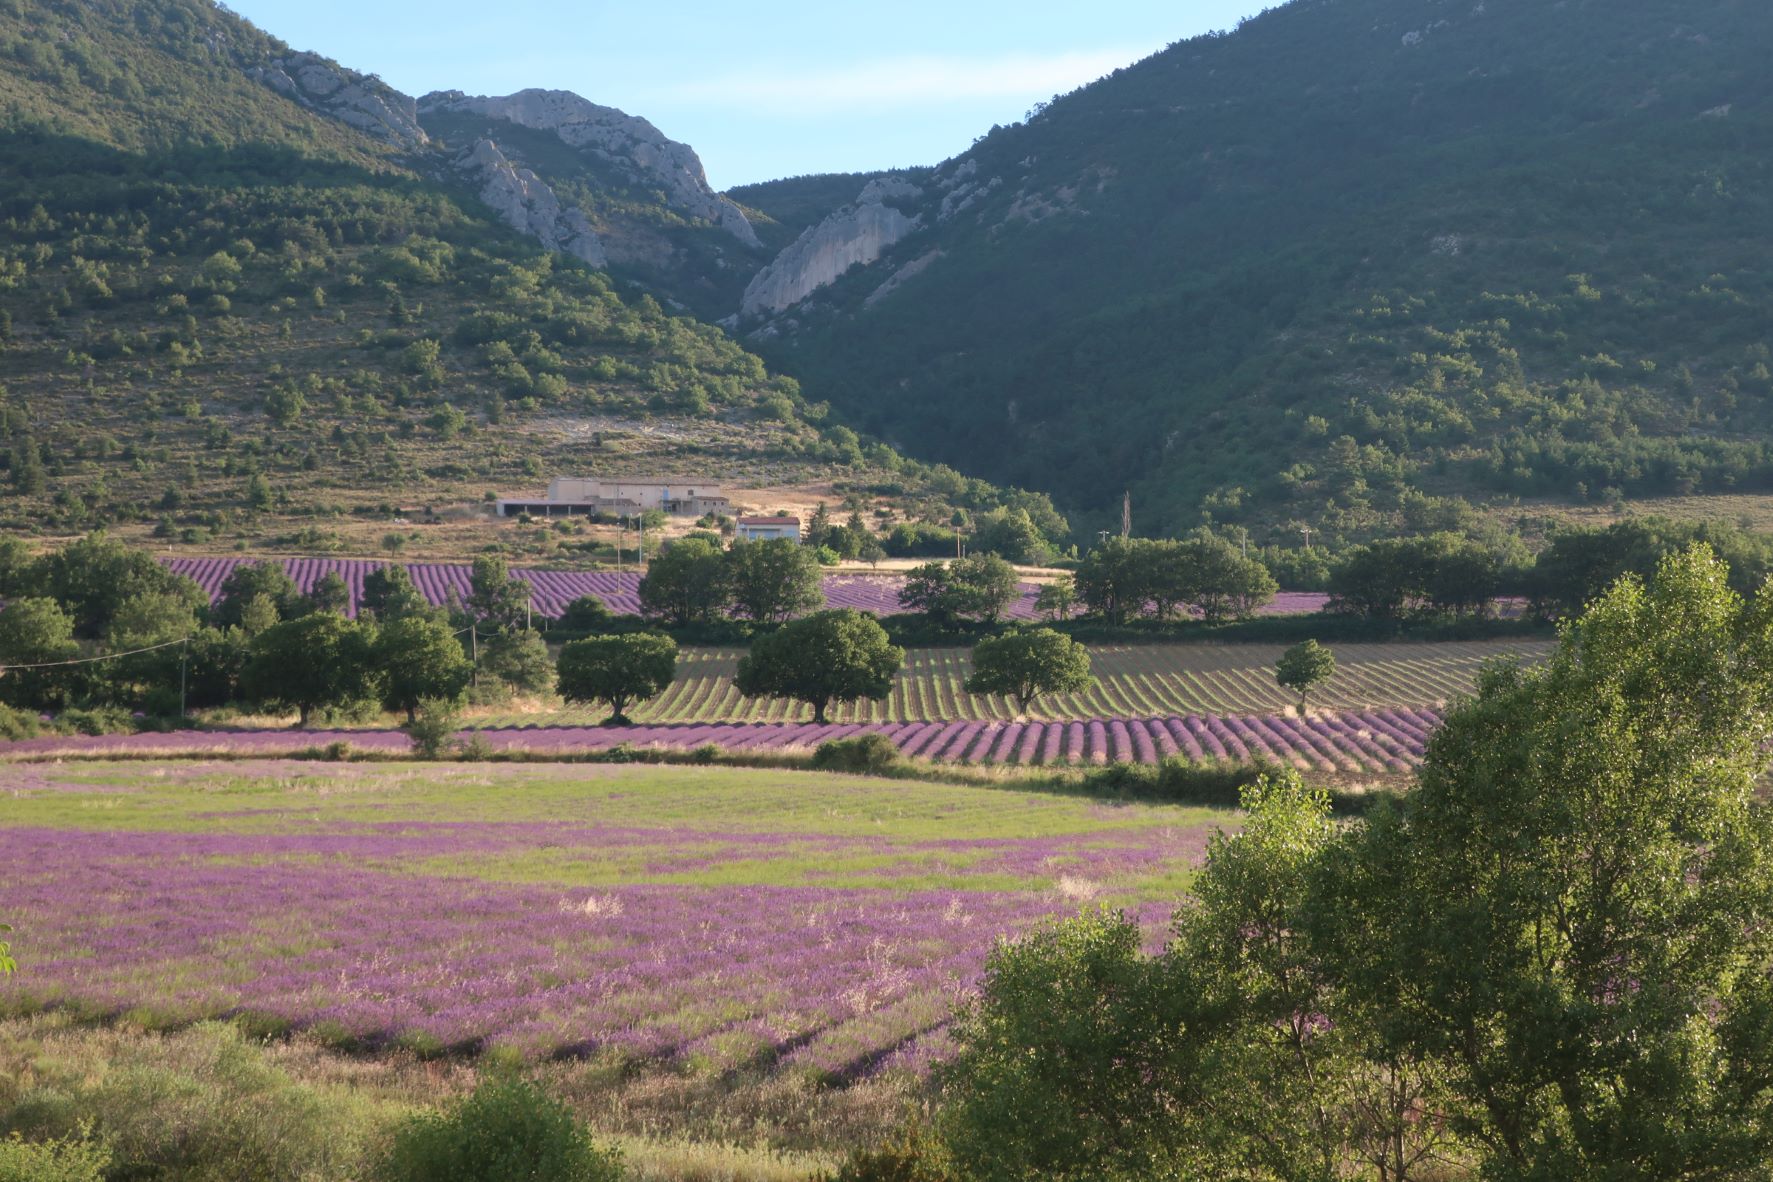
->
[736,516,802,542]
[495,477,730,518]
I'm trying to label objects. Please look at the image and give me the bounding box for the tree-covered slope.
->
[746,0,1773,542]
[0,0,1053,559]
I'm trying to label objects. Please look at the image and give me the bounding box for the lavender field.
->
[0,762,1215,1091]
[161,556,1338,621]
[0,706,1442,773]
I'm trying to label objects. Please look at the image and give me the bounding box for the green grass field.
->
[471,639,1552,727]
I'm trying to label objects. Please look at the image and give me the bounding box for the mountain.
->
[0,0,1059,559]
[732,0,1773,542]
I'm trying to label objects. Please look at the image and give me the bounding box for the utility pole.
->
[470,622,479,688]
[1097,529,1112,547]
[179,637,188,723]
[1300,525,1314,551]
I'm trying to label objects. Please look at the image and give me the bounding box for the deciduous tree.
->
[557,632,678,724]
[965,628,1094,715]
[735,609,903,724]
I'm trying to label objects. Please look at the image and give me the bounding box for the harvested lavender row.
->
[3,709,1445,772]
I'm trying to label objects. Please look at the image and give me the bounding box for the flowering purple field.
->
[160,556,1336,621]
[1,707,1441,773]
[0,763,1210,1082]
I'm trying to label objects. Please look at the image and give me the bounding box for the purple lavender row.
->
[3,710,1447,770]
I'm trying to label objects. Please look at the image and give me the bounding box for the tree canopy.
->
[965,628,1095,715]
[556,632,678,725]
[735,609,903,724]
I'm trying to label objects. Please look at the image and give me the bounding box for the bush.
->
[0,704,43,741]
[1079,756,1279,807]
[811,733,904,775]
[405,697,461,759]
[0,1131,110,1182]
[374,1076,622,1182]
[824,1131,952,1182]
[52,707,136,737]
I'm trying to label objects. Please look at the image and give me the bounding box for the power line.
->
[0,636,190,671]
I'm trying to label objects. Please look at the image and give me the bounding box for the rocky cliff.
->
[739,177,923,318]
[247,53,428,150]
[420,89,759,247]
[452,139,608,267]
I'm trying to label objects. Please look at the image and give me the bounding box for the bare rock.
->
[421,89,759,247]
[248,53,427,149]
[455,139,607,268]
[740,178,924,317]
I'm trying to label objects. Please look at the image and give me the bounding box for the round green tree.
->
[724,537,823,624]
[557,632,679,725]
[735,609,904,724]
[376,614,472,723]
[966,627,1095,716]
[1275,639,1336,715]
[241,612,378,727]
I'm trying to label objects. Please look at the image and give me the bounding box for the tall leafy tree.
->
[213,560,305,629]
[556,633,679,725]
[241,612,378,727]
[1275,639,1336,715]
[724,538,823,624]
[0,596,79,710]
[1349,544,1773,1178]
[467,555,532,632]
[735,609,903,724]
[965,628,1095,715]
[375,615,471,723]
[360,563,431,621]
[638,538,728,628]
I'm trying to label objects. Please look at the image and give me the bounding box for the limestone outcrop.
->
[453,140,608,267]
[248,53,428,150]
[740,178,924,318]
[420,89,759,247]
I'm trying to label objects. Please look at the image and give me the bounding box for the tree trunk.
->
[298,704,310,728]
[812,700,828,724]
[406,705,417,725]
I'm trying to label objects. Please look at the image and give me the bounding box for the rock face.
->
[420,89,759,248]
[452,140,607,268]
[248,53,428,150]
[741,178,924,318]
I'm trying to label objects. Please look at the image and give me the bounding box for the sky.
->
[222,1,1257,189]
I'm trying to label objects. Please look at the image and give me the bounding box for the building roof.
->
[738,516,801,526]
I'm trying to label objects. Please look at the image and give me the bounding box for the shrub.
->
[1080,757,1279,807]
[0,1131,110,1182]
[405,697,461,760]
[824,1131,952,1182]
[811,733,904,776]
[52,707,136,737]
[374,1076,622,1182]
[0,704,43,741]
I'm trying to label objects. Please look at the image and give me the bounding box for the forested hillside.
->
[742,0,1773,542]
[0,0,1057,558]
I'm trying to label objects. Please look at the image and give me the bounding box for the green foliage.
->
[965,627,1094,715]
[724,538,823,624]
[1075,535,1276,624]
[404,696,461,760]
[0,1021,378,1182]
[1530,515,1773,616]
[375,615,470,722]
[33,533,198,638]
[213,560,305,629]
[359,564,430,621]
[241,612,377,727]
[1274,639,1335,714]
[0,596,78,710]
[638,538,728,628]
[476,629,553,697]
[810,732,903,776]
[766,0,1773,540]
[939,545,1773,1179]
[1329,533,1501,619]
[466,556,531,633]
[556,632,678,725]
[1032,581,1074,622]
[735,609,904,724]
[0,1130,110,1182]
[898,555,1020,626]
[374,1076,622,1182]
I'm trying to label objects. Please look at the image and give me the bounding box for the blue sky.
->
[222,1,1257,188]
